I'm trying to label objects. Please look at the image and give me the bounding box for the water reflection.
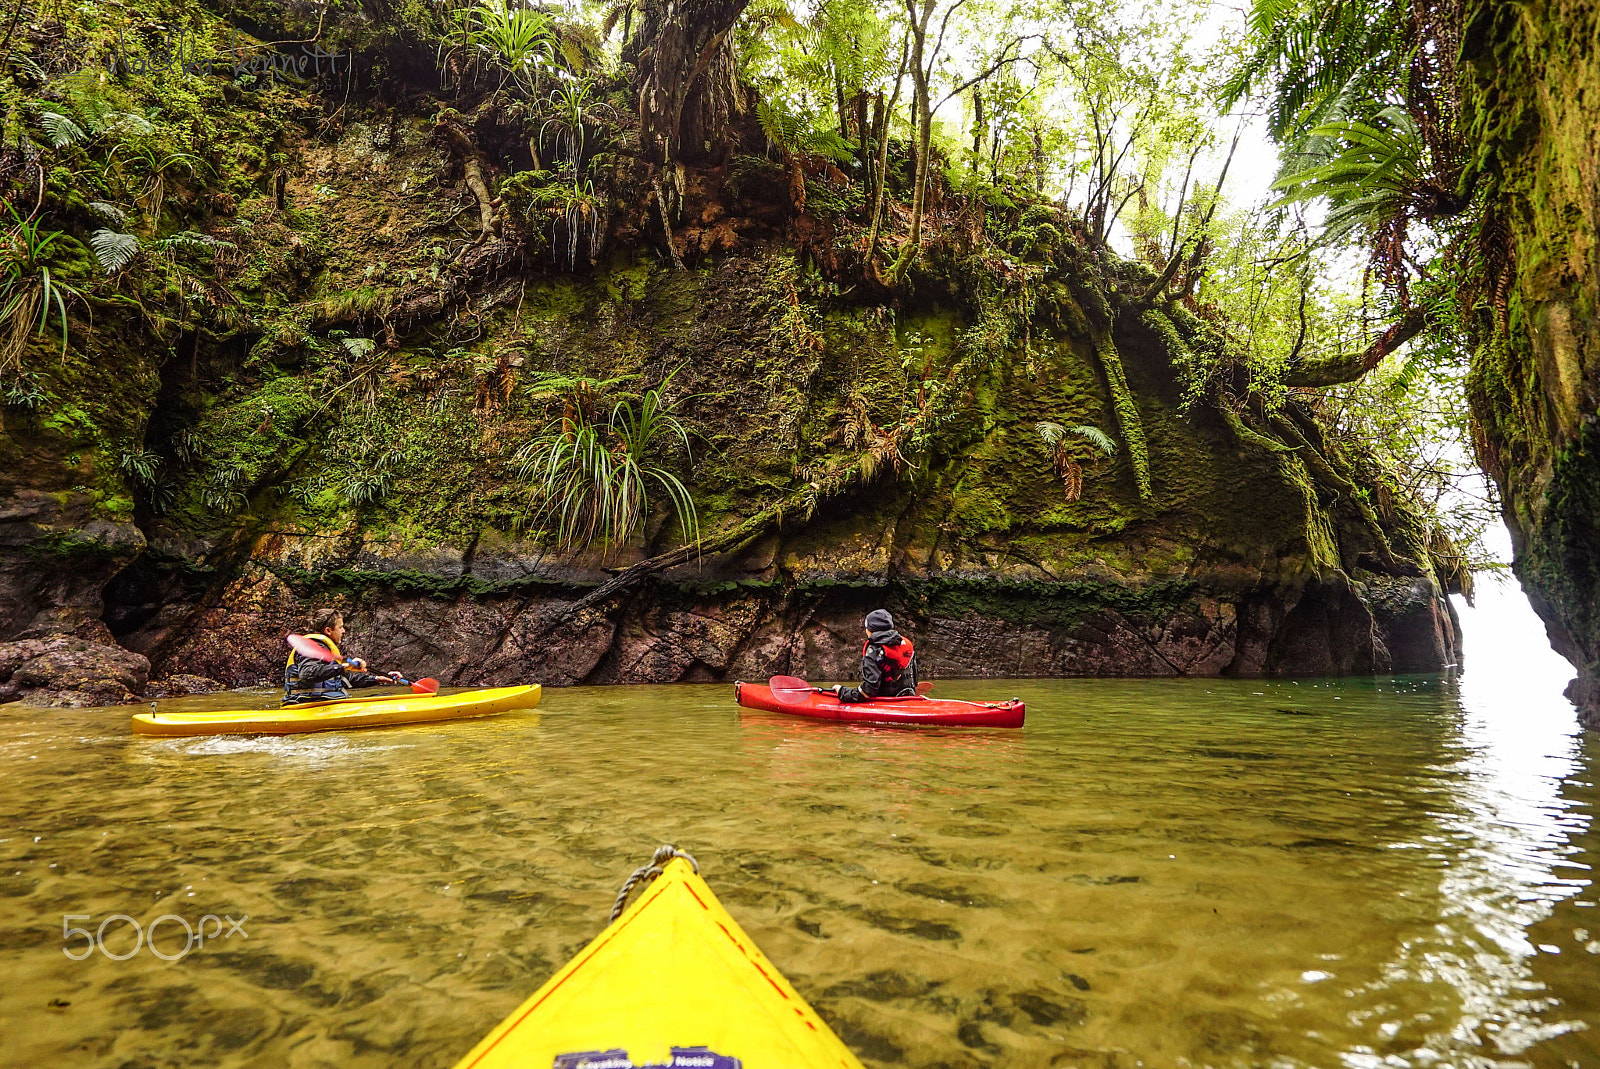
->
[0,671,1592,1069]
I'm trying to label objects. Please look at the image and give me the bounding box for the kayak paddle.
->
[769,674,819,695]
[286,634,440,694]
[769,674,933,699]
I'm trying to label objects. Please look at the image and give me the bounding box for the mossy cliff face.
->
[0,4,1462,694]
[1462,0,1600,729]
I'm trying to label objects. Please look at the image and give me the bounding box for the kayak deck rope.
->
[610,844,699,922]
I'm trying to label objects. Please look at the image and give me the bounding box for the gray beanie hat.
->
[864,609,894,631]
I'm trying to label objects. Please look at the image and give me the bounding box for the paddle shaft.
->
[766,675,1000,707]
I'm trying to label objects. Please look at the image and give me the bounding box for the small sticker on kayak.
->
[552,1048,741,1069]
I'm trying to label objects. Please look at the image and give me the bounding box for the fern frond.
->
[1268,106,1424,239]
[152,230,235,253]
[36,110,85,149]
[805,128,857,164]
[88,201,130,225]
[89,229,140,274]
[1036,421,1117,457]
[600,0,633,38]
[98,111,155,138]
[1068,424,1118,457]
[341,337,377,359]
[1386,351,1426,396]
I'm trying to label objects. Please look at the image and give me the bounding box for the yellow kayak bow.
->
[452,855,864,1069]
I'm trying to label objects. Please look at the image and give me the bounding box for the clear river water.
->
[0,588,1596,1069]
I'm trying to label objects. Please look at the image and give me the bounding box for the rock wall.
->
[1463,0,1600,729]
[96,242,1462,691]
[0,2,1465,703]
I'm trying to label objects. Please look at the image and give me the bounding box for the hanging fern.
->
[1037,422,1118,503]
[1036,422,1118,457]
[88,201,130,226]
[89,229,140,275]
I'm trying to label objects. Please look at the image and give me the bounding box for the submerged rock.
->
[144,674,227,699]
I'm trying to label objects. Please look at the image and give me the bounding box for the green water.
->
[0,675,1595,1069]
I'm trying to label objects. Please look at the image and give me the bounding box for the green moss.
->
[949,485,1013,534]
[1091,334,1152,500]
[0,0,1451,658]
[917,575,1200,631]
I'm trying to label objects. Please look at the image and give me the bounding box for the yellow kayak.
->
[452,854,864,1069]
[130,684,541,737]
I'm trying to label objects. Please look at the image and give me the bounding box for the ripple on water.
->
[0,677,1594,1069]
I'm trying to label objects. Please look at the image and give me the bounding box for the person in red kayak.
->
[831,609,918,702]
[283,609,402,704]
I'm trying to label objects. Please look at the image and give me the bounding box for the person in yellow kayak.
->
[830,609,918,702]
[283,609,402,704]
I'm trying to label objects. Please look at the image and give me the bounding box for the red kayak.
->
[735,678,1025,728]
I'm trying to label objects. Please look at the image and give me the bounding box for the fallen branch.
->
[537,489,806,633]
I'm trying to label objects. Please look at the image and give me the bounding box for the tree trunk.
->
[866,31,910,260]
[889,0,935,282]
[625,0,752,165]
[970,86,984,170]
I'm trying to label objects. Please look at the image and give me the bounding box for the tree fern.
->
[1269,106,1424,243]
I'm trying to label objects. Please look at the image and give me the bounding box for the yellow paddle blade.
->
[452,858,864,1069]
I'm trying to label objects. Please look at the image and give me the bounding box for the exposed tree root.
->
[538,488,806,634]
[1270,411,1409,571]
[435,115,498,244]
[652,175,686,271]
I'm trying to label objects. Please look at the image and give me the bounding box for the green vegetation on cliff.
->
[0,0,1476,682]
[1228,0,1598,722]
